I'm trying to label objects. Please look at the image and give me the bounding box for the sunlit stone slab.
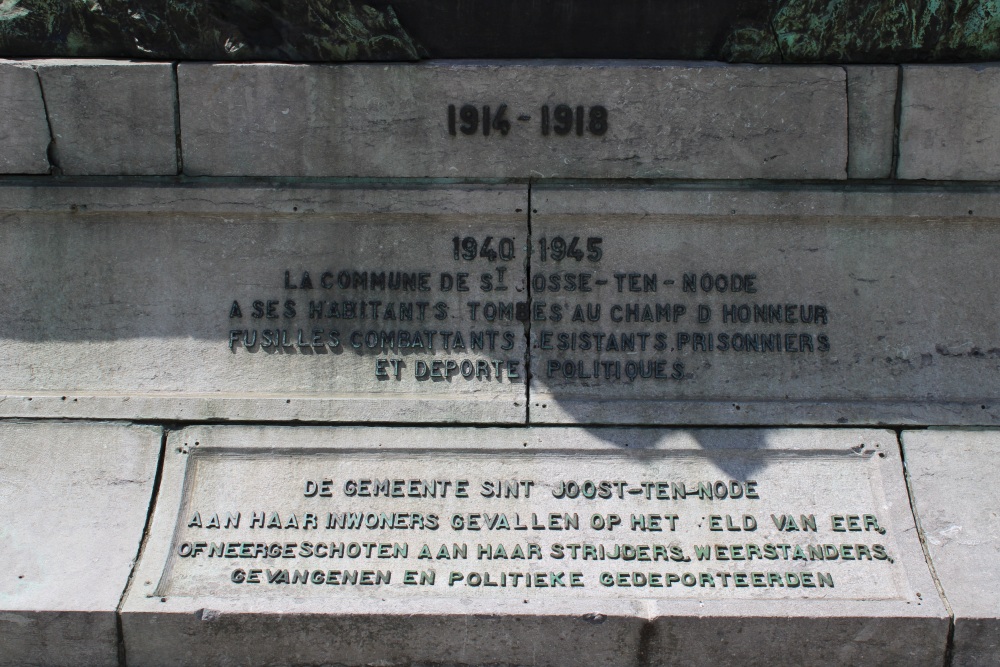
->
[903,429,1000,667]
[121,426,945,666]
[0,421,161,667]
[179,61,847,179]
[0,183,527,422]
[530,184,1000,425]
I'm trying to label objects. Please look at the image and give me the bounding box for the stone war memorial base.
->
[1,57,1000,667]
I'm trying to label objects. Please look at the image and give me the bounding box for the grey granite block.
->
[120,426,946,666]
[178,61,847,179]
[903,429,1000,667]
[0,182,527,423]
[34,59,177,175]
[530,184,1000,425]
[0,421,161,667]
[899,65,1000,180]
[0,60,50,174]
[847,65,897,179]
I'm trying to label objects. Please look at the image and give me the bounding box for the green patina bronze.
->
[724,0,1000,62]
[0,0,998,61]
[0,0,425,60]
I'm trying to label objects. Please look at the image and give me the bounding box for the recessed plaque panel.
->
[531,185,1000,425]
[0,183,527,422]
[121,426,946,666]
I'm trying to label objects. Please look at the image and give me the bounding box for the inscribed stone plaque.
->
[0,421,161,667]
[178,62,846,180]
[902,429,1000,667]
[121,426,946,666]
[0,183,527,422]
[530,185,1000,425]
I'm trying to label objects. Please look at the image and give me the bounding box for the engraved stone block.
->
[0,421,161,667]
[178,62,847,179]
[530,185,1000,425]
[899,64,1000,180]
[0,183,527,422]
[847,65,897,179]
[121,426,946,666]
[34,60,177,175]
[0,60,50,174]
[903,429,1000,667]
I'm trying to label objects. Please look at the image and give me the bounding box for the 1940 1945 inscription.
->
[226,246,525,384]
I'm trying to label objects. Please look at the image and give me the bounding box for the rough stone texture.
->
[122,425,946,666]
[178,62,847,179]
[0,183,527,423]
[34,60,177,175]
[899,64,1000,180]
[903,429,1000,667]
[847,65,897,179]
[0,421,161,667]
[0,60,50,174]
[531,185,1000,425]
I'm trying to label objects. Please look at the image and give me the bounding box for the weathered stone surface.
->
[0,421,161,667]
[121,425,946,666]
[178,62,847,179]
[903,429,1000,667]
[34,60,177,175]
[899,65,1000,180]
[0,183,527,422]
[0,60,49,174]
[531,185,1000,425]
[847,65,897,179]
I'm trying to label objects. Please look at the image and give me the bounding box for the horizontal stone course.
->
[0,421,161,667]
[0,60,50,174]
[5,60,1000,180]
[177,61,848,179]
